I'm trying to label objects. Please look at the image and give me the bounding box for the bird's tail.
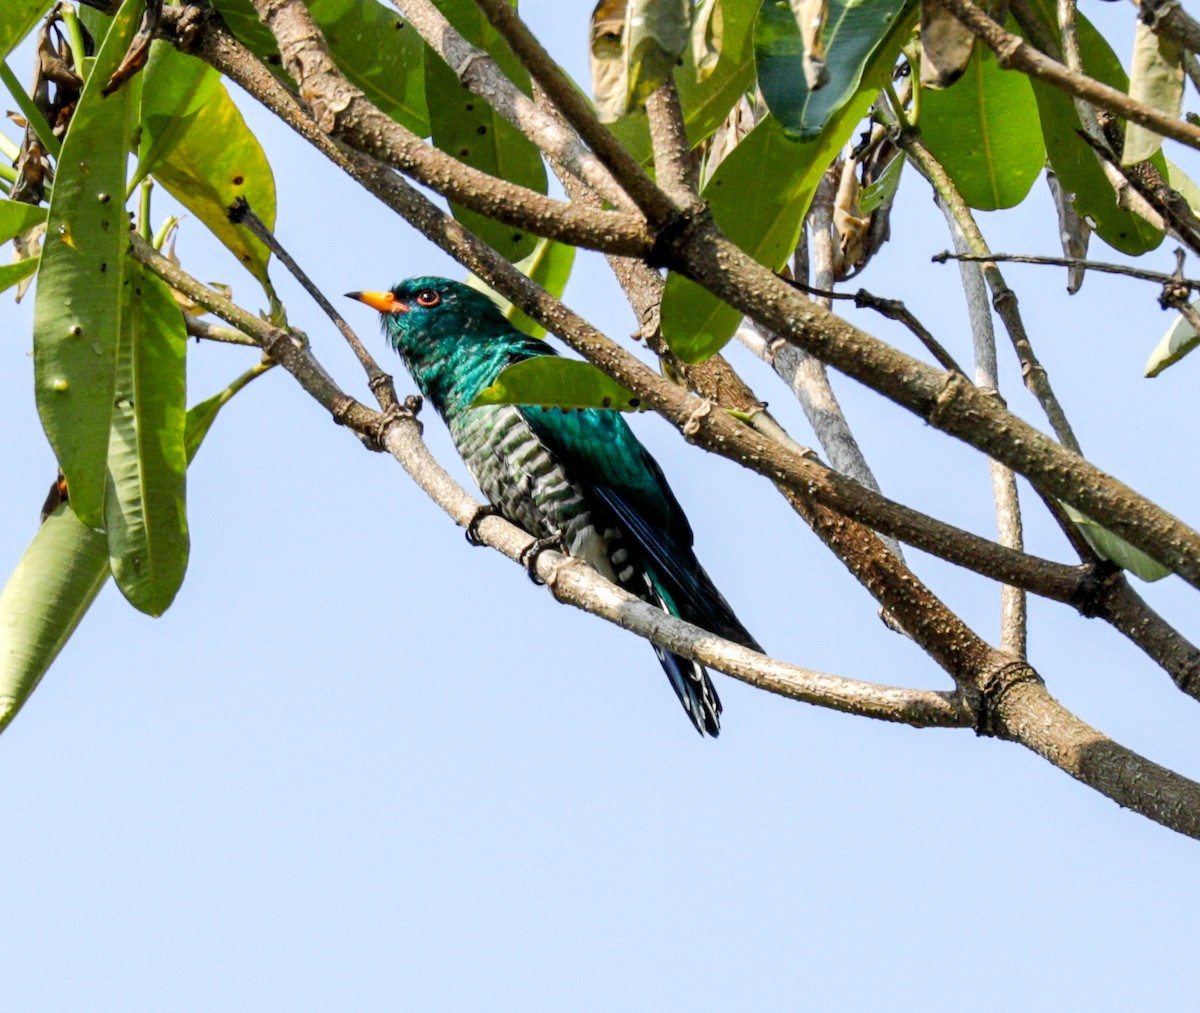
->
[652,639,723,736]
[643,563,758,737]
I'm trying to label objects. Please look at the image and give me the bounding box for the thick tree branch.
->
[469,0,681,225]
[670,222,1200,589]
[144,9,1200,836]
[160,2,1200,694]
[249,0,654,256]
[132,230,969,728]
[391,0,628,205]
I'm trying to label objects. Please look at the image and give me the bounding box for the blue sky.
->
[3,2,1200,1010]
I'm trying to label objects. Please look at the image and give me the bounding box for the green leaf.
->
[473,357,647,412]
[0,504,109,734]
[465,237,576,338]
[0,370,257,735]
[104,260,189,616]
[1020,0,1163,255]
[755,0,912,140]
[137,42,277,289]
[625,0,692,112]
[425,0,546,261]
[859,152,903,212]
[662,90,877,362]
[0,256,38,293]
[0,0,50,60]
[132,41,221,186]
[1061,503,1171,582]
[1122,21,1184,165]
[0,199,47,244]
[1144,301,1200,377]
[33,0,145,528]
[209,0,428,134]
[919,42,1045,210]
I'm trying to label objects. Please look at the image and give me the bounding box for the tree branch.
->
[940,0,1200,152]
[249,0,654,256]
[391,0,628,205]
[469,0,680,225]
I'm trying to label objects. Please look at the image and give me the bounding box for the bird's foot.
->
[365,396,423,450]
[519,531,565,586]
[464,504,499,546]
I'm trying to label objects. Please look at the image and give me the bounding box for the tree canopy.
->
[4,0,1200,846]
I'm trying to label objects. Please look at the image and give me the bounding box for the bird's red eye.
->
[415,289,441,308]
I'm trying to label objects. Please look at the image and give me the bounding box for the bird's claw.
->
[465,504,499,546]
[365,399,421,449]
[519,531,564,586]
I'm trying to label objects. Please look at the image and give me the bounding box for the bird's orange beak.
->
[345,290,408,314]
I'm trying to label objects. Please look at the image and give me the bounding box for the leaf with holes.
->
[138,42,276,289]
[104,259,189,616]
[0,370,260,736]
[426,0,546,260]
[33,0,145,528]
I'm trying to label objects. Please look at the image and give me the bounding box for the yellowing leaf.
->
[1122,21,1184,165]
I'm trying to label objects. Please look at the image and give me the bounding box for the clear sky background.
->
[3,2,1200,1010]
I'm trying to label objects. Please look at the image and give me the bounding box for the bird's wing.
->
[519,404,760,652]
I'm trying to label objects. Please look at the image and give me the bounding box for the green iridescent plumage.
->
[363,276,758,735]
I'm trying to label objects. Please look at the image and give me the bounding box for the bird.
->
[348,276,759,736]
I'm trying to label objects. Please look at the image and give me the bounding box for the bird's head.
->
[346,276,509,356]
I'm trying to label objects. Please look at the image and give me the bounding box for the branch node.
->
[681,398,714,440]
[976,660,1043,737]
[926,371,968,429]
[646,205,707,268]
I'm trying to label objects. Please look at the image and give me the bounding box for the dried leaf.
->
[691,0,724,81]
[790,0,830,90]
[920,0,974,88]
[1045,168,1089,293]
[832,155,870,276]
[1122,21,1184,165]
[590,0,627,122]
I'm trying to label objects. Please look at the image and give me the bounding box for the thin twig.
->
[782,277,967,375]
[903,130,1083,454]
[227,197,399,410]
[934,250,1200,289]
[934,185,1027,658]
[183,314,260,346]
